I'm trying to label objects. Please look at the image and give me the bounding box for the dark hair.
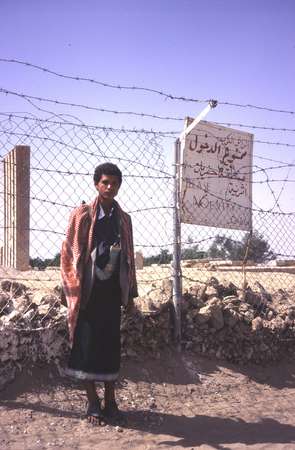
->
[93,163,122,185]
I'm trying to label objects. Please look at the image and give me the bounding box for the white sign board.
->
[180,120,253,231]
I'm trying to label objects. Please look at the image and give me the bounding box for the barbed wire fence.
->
[0,58,295,450]
[0,59,294,338]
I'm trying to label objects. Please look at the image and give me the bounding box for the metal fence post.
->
[172,138,182,348]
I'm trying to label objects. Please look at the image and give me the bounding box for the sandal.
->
[86,400,107,426]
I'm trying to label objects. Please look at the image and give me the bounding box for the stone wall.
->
[182,277,295,364]
[1,276,295,390]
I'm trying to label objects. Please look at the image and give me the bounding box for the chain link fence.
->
[0,111,295,334]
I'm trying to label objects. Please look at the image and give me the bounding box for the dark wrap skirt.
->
[66,273,121,381]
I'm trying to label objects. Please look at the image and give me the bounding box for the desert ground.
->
[1,263,294,294]
[1,264,295,449]
[2,353,295,450]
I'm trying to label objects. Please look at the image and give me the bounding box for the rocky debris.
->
[182,278,295,364]
[0,282,66,330]
[195,297,224,330]
[254,281,272,303]
[0,280,70,390]
[121,301,171,358]
[0,279,173,390]
[137,279,172,312]
[0,292,12,313]
[1,280,27,297]
[1,277,295,390]
[252,316,263,331]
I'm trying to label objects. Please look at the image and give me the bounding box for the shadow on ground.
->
[121,351,295,390]
[2,351,295,402]
[1,395,295,449]
[126,410,295,449]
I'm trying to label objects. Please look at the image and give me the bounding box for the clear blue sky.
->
[1,0,294,123]
[0,0,294,257]
[1,0,294,193]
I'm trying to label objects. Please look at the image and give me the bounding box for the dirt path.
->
[1,353,295,449]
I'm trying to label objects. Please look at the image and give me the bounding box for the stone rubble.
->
[0,276,295,390]
[182,277,295,364]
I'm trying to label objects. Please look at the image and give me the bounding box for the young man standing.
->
[61,163,138,425]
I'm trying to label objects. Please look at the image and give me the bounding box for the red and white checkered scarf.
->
[60,196,137,343]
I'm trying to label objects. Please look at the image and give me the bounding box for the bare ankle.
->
[104,381,116,406]
[85,381,99,404]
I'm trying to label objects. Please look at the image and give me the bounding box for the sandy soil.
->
[1,265,294,294]
[1,353,295,450]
